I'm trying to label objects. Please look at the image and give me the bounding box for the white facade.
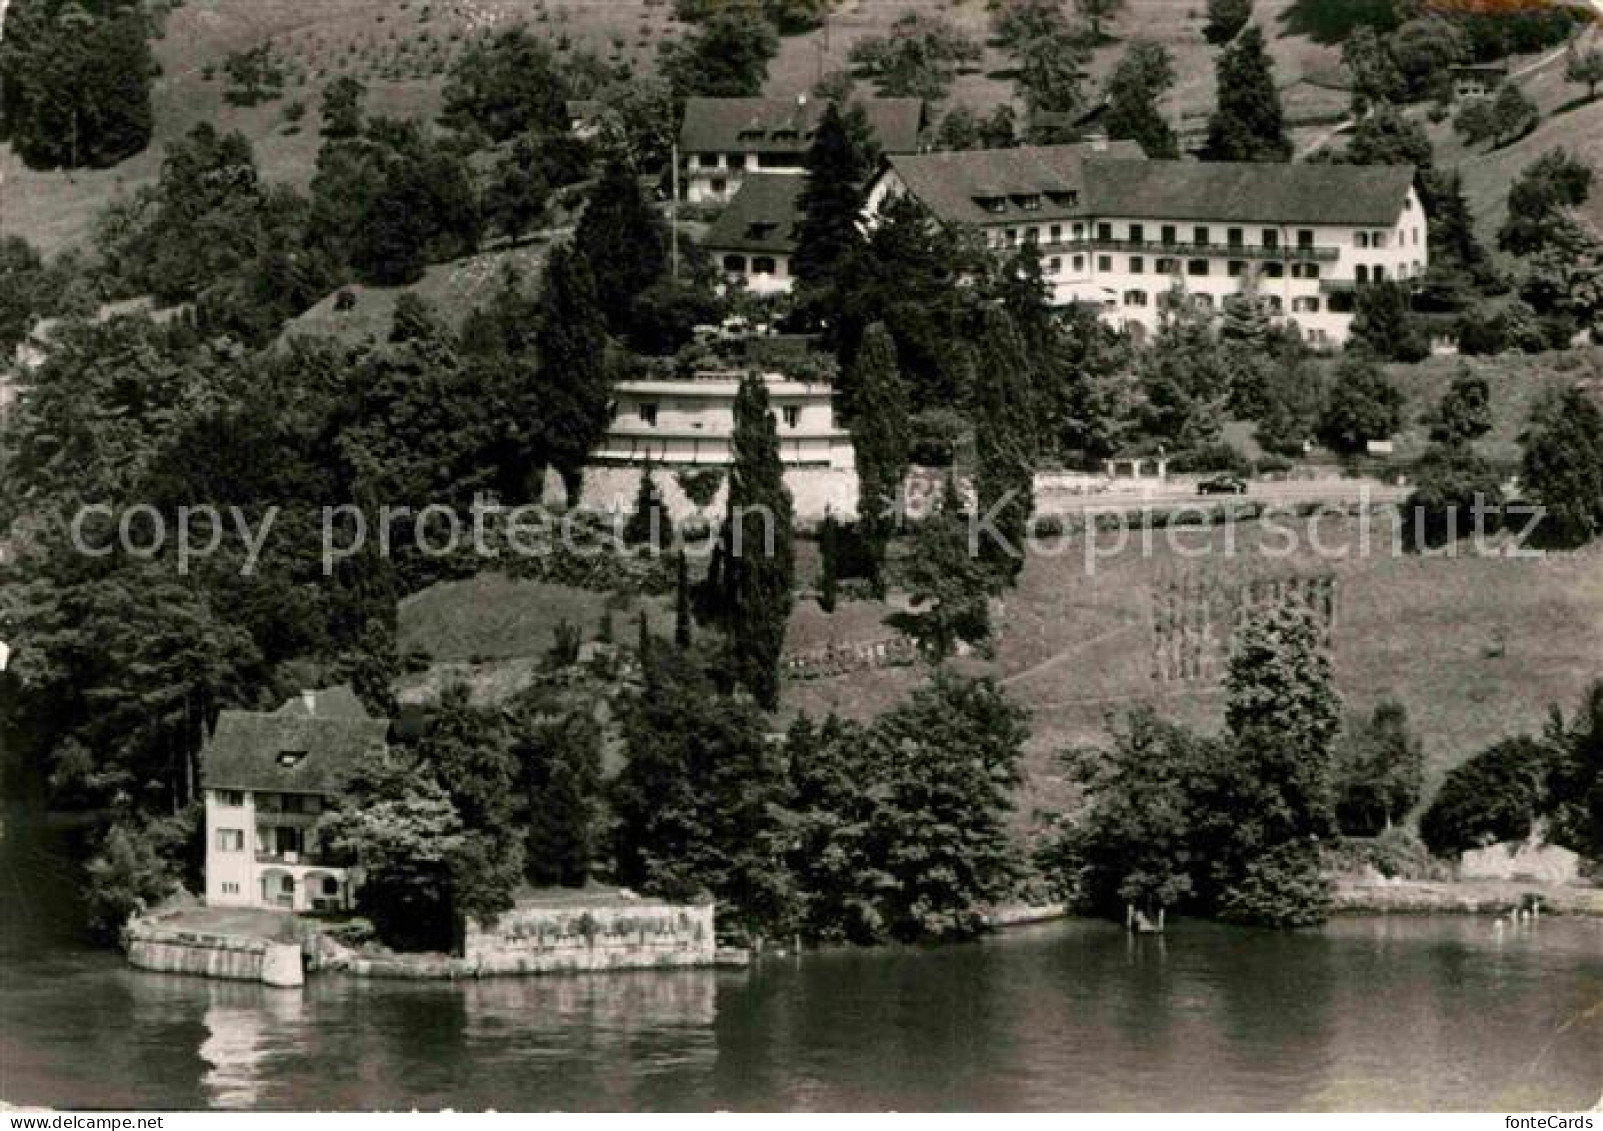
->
[864,169,1428,347]
[715,250,794,295]
[685,151,805,204]
[594,370,853,469]
[204,787,355,913]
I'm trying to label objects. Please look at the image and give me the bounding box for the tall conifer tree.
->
[718,374,795,708]
[849,323,912,596]
[1202,26,1290,163]
[794,101,876,291]
[972,308,1036,585]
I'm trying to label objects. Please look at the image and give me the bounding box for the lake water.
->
[2,805,1599,1112]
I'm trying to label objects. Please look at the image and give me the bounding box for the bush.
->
[1326,828,1447,881]
[1216,840,1334,928]
[1172,440,1251,475]
[908,407,968,467]
[675,467,724,508]
[83,809,199,942]
[1419,736,1549,857]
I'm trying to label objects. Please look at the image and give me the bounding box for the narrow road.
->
[1294,24,1596,158]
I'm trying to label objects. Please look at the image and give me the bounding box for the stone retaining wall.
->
[123,919,303,987]
[320,901,718,979]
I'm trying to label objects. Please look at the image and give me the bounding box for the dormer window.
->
[1047,190,1080,208]
[277,750,306,769]
[1018,194,1041,212]
[976,195,1007,214]
[737,128,764,142]
[745,221,778,240]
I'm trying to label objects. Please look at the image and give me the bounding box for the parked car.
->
[1197,473,1248,495]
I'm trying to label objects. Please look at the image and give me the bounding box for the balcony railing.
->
[256,851,341,868]
[1027,237,1340,263]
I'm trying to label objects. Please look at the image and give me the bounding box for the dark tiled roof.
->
[1083,159,1417,226]
[202,687,388,795]
[680,97,923,155]
[702,175,804,254]
[882,141,1146,225]
[882,146,1416,228]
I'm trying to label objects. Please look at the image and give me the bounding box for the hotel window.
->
[1050,224,1062,243]
[1263,262,1284,278]
[1355,232,1370,248]
[1049,257,1062,274]
[1098,255,1113,272]
[1161,225,1177,245]
[752,256,777,275]
[1292,263,1320,280]
[1129,223,1144,243]
[1228,228,1244,247]
[1187,259,1209,277]
[1297,229,1314,248]
[1356,265,1369,283]
[1073,254,1085,270]
[221,882,240,895]
[1373,231,1389,248]
[1155,257,1177,274]
[1193,226,1210,246]
[1292,297,1320,313]
[1097,222,1114,241]
[710,178,727,195]
[1129,256,1144,274]
[722,254,746,273]
[1262,229,1279,248]
[1228,260,1247,278]
[215,828,244,852]
[217,790,245,807]
[1005,228,1018,246]
[728,154,747,169]
[1123,290,1148,307]
[1374,265,1386,281]
[782,405,800,428]
[638,402,659,426]
[1073,222,1086,238]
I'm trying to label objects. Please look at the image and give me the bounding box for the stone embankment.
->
[1333,878,1603,916]
[124,916,304,987]
[319,900,717,979]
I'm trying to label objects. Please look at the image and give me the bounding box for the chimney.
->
[797,92,807,107]
[1089,131,1109,152]
[301,689,317,714]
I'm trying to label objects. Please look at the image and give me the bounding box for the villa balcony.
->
[1034,237,1340,263]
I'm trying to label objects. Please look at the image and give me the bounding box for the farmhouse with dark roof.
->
[678,94,924,203]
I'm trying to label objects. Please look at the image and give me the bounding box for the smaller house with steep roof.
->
[702,175,805,294]
[202,687,389,913]
[679,94,924,203]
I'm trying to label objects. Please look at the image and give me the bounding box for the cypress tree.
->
[1202,25,1291,163]
[674,551,694,649]
[972,308,1036,586]
[849,323,912,597]
[533,244,611,501]
[819,511,840,613]
[718,374,796,709]
[574,156,669,334]
[794,101,875,292]
[624,464,668,549]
